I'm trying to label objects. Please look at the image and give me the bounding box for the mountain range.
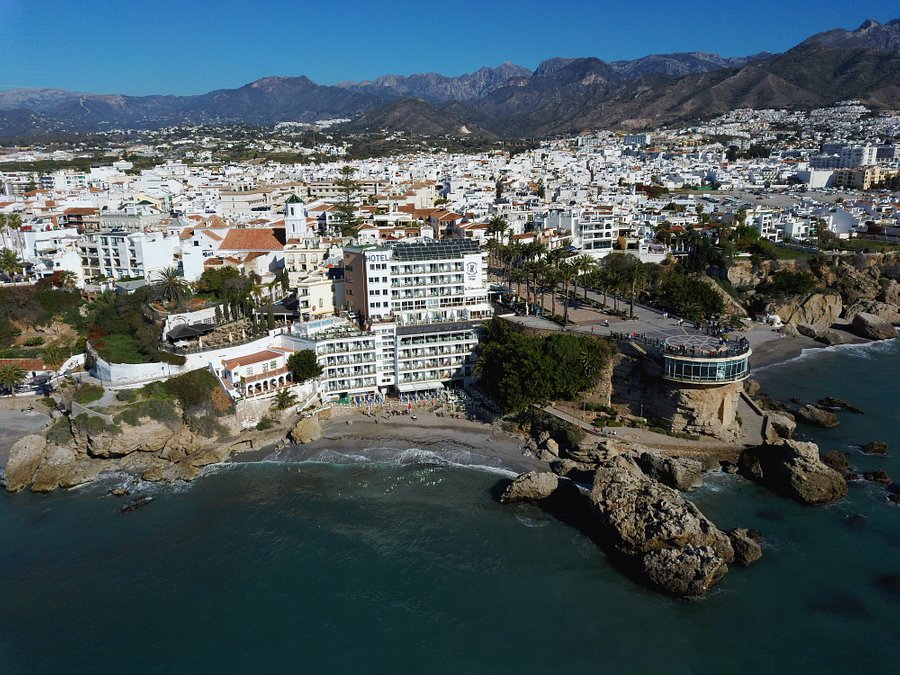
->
[1,19,898,139]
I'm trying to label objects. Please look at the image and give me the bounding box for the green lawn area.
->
[73,383,105,405]
[95,334,152,364]
[771,246,815,261]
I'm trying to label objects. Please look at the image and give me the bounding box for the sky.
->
[0,0,897,95]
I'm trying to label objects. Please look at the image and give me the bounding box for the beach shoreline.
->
[1,330,892,483]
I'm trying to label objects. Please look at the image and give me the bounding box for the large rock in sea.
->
[636,452,703,491]
[851,312,897,341]
[738,439,848,505]
[3,434,46,492]
[289,416,322,444]
[641,546,728,597]
[590,454,734,598]
[500,471,582,505]
[728,528,763,567]
[795,404,839,428]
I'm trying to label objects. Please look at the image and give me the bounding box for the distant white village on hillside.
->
[1,103,898,423]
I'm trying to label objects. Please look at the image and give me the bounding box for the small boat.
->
[121,496,153,513]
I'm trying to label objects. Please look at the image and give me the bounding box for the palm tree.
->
[543,264,563,317]
[593,267,611,309]
[572,254,598,301]
[0,248,23,279]
[559,261,577,324]
[626,260,649,318]
[153,266,189,304]
[606,268,625,313]
[0,363,26,397]
[272,388,297,411]
[41,341,73,371]
[55,270,77,290]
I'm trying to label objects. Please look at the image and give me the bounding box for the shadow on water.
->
[490,478,698,599]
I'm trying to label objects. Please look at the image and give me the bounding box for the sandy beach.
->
[0,397,51,466]
[0,326,886,481]
[259,407,548,475]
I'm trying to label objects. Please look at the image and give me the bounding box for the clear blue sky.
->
[1,0,897,95]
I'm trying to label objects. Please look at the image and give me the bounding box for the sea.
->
[2,340,898,673]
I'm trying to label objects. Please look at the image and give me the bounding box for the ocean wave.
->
[515,512,549,528]
[269,445,519,478]
[754,336,899,374]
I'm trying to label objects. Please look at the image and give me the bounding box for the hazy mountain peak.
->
[798,17,900,51]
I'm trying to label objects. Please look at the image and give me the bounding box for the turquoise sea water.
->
[1,340,898,673]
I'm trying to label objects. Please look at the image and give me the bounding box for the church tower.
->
[284,194,309,239]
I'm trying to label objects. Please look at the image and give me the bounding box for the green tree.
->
[287,350,323,383]
[0,362,26,396]
[0,248,23,279]
[272,388,297,411]
[153,266,189,304]
[334,165,361,237]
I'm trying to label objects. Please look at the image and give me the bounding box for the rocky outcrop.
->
[843,300,900,326]
[3,401,294,492]
[852,312,897,340]
[637,452,703,491]
[795,404,839,428]
[767,411,797,440]
[697,276,748,317]
[882,279,900,306]
[816,328,852,346]
[501,471,561,502]
[728,528,763,567]
[30,444,77,493]
[821,450,851,474]
[78,418,201,459]
[771,293,842,336]
[3,434,46,492]
[861,440,888,455]
[607,353,743,441]
[738,439,848,505]
[590,453,735,597]
[503,446,758,598]
[289,416,323,444]
[640,546,728,597]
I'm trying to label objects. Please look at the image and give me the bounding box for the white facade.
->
[79,230,178,281]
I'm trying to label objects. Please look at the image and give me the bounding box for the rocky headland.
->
[500,439,763,598]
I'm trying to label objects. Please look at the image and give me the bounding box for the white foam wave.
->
[754,337,899,374]
[515,513,549,528]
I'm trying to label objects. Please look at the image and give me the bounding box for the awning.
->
[396,381,445,393]
[166,322,216,341]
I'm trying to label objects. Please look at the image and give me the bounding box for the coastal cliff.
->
[2,410,291,493]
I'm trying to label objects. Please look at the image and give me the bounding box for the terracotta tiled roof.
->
[219,228,282,251]
[0,358,48,371]
[222,350,284,371]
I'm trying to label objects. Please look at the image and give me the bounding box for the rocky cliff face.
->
[770,293,842,336]
[607,352,742,441]
[3,410,288,493]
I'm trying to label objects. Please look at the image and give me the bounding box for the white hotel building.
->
[264,240,493,401]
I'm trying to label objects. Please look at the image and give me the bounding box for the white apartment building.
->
[343,239,492,326]
[78,230,178,281]
[340,239,492,393]
[283,318,380,402]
